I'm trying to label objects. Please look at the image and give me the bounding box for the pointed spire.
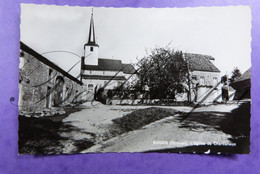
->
[86,8,98,46]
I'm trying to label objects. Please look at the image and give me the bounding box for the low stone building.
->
[19,41,83,113]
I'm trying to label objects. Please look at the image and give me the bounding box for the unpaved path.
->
[62,102,192,141]
[61,102,239,153]
[83,114,233,153]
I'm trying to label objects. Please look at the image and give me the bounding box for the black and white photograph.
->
[18,4,251,154]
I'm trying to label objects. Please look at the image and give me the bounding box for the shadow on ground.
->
[19,102,250,154]
[19,106,95,155]
[148,102,251,154]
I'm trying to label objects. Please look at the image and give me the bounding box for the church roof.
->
[185,53,220,72]
[83,58,136,74]
[85,10,99,47]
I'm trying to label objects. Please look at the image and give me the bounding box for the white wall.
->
[83,70,124,76]
[82,79,125,91]
[84,45,99,65]
[191,71,221,103]
[191,71,220,87]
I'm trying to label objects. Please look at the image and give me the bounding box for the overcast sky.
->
[21,4,251,78]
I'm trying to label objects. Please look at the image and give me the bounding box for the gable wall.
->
[19,50,83,112]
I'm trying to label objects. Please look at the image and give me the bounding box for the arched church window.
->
[90,47,93,52]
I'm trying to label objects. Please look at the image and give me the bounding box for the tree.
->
[135,47,189,100]
[230,67,242,83]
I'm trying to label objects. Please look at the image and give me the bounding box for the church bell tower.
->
[83,9,99,65]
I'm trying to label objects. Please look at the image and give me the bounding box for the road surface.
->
[60,102,239,153]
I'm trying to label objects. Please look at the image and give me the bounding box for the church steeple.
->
[86,9,98,47]
[83,8,99,66]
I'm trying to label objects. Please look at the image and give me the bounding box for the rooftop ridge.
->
[20,41,83,85]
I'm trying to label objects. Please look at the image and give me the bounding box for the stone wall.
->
[19,50,83,112]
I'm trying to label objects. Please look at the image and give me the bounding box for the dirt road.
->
[62,102,239,153]
[82,104,238,152]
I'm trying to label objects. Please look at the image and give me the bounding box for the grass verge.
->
[111,107,176,134]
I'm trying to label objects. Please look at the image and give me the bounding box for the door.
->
[53,76,64,106]
[46,86,51,108]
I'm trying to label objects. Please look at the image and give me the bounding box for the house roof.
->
[185,53,220,72]
[81,74,126,80]
[83,58,136,74]
[231,68,251,91]
[83,54,219,74]
[234,68,251,82]
[20,41,83,85]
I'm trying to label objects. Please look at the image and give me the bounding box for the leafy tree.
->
[230,67,242,83]
[135,47,189,100]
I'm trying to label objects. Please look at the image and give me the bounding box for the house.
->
[80,11,137,97]
[175,53,221,103]
[19,42,83,112]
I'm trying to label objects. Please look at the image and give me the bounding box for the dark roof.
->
[85,12,99,47]
[231,68,251,92]
[20,41,83,85]
[81,75,126,80]
[83,58,136,74]
[234,68,251,82]
[185,53,220,72]
[122,63,136,74]
[84,42,99,47]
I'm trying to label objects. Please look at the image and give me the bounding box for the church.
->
[80,11,221,104]
[80,12,137,95]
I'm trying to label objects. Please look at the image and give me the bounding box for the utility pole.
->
[185,54,191,102]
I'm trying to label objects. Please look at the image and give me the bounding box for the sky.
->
[21,4,252,78]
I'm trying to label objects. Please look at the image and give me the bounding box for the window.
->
[48,69,53,79]
[88,84,94,91]
[192,75,197,81]
[90,47,93,52]
[48,69,53,80]
[200,76,205,85]
[213,77,218,86]
[19,51,25,69]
